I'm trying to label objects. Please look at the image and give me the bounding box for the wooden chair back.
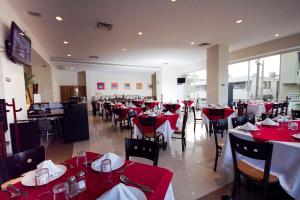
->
[231,116,246,128]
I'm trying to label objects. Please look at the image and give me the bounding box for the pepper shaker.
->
[77,171,87,193]
[68,176,78,198]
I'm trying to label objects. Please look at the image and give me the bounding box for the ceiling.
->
[7,0,300,71]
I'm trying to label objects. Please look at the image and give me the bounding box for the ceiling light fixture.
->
[63,41,68,44]
[171,0,176,2]
[56,16,63,21]
[190,42,195,45]
[67,54,71,57]
[236,19,243,24]
[138,32,143,35]
[122,48,127,51]
[274,33,280,37]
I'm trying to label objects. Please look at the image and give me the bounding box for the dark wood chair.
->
[291,109,300,120]
[246,113,256,125]
[229,133,279,200]
[112,108,124,131]
[236,103,248,116]
[192,107,202,133]
[208,108,225,136]
[221,195,234,200]
[128,110,137,138]
[0,146,45,186]
[279,102,289,116]
[125,138,159,166]
[164,104,177,113]
[231,116,247,129]
[138,116,166,149]
[262,103,280,120]
[172,112,188,151]
[103,102,112,120]
[211,119,227,171]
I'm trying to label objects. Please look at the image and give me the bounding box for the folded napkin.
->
[164,111,173,116]
[37,160,62,177]
[97,183,137,200]
[238,122,258,131]
[92,152,120,172]
[261,118,279,126]
[144,110,151,115]
[131,105,136,108]
[272,115,288,122]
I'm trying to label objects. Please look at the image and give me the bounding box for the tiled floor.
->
[46,112,231,200]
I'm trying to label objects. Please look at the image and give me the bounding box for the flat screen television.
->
[177,77,186,84]
[6,21,31,66]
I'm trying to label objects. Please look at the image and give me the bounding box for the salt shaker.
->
[76,171,87,193]
[68,176,78,198]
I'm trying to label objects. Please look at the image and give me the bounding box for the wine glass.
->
[76,151,87,168]
[53,182,69,200]
[101,159,113,185]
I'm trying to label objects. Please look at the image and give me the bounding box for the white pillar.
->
[206,45,229,105]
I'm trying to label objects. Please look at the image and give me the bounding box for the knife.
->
[7,184,28,198]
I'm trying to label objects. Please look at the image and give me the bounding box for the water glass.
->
[291,122,298,131]
[101,159,112,184]
[35,168,50,187]
[76,151,87,168]
[53,182,70,200]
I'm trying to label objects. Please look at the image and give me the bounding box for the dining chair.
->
[164,104,177,113]
[236,103,247,116]
[125,138,159,166]
[246,113,256,125]
[291,109,300,120]
[229,133,279,200]
[211,119,227,171]
[112,108,124,131]
[231,116,247,129]
[103,102,112,120]
[280,102,289,116]
[208,108,225,136]
[172,112,188,151]
[128,110,137,138]
[192,107,202,133]
[138,116,166,149]
[221,195,234,200]
[262,103,280,120]
[0,146,45,187]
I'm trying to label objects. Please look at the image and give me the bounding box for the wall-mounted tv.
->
[6,21,31,66]
[177,77,186,85]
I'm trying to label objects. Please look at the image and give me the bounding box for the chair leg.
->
[214,150,219,171]
[194,121,196,133]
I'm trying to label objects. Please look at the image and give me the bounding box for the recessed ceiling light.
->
[122,48,127,51]
[56,16,63,21]
[67,54,71,57]
[274,33,280,37]
[138,32,143,35]
[70,67,74,70]
[236,19,243,24]
[190,42,195,45]
[171,0,176,2]
[63,41,68,44]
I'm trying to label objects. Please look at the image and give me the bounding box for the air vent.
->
[96,22,113,31]
[56,65,65,70]
[198,43,210,47]
[89,56,99,59]
[27,11,42,18]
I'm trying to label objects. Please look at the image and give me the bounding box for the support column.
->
[206,45,229,105]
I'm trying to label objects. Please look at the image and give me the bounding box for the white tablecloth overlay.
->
[247,103,266,116]
[201,111,236,129]
[221,129,300,199]
[133,116,181,145]
[165,184,175,200]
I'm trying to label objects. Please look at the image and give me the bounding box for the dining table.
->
[162,103,181,113]
[221,121,300,199]
[132,100,144,107]
[144,101,160,110]
[0,152,175,200]
[132,113,180,144]
[181,100,194,108]
[201,106,235,128]
[246,102,273,116]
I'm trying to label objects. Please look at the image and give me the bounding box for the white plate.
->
[98,186,146,200]
[91,155,125,172]
[21,165,67,186]
[292,134,300,140]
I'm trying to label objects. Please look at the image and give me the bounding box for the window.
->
[185,70,207,105]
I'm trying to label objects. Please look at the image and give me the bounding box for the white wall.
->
[86,71,152,99]
[57,70,79,86]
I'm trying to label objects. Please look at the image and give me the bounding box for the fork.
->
[7,184,28,198]
[1,188,20,199]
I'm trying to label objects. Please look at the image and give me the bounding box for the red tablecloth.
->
[162,104,181,112]
[133,114,179,133]
[132,100,144,107]
[202,107,234,120]
[181,100,194,107]
[114,107,143,119]
[144,101,159,109]
[251,121,300,143]
[0,152,173,200]
[264,103,273,112]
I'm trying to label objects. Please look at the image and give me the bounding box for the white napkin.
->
[239,122,258,131]
[272,115,284,122]
[92,152,119,171]
[144,110,151,115]
[37,160,62,177]
[97,183,137,200]
[261,118,279,126]
[164,111,173,116]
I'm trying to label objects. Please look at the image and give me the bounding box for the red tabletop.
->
[132,100,144,107]
[144,101,159,109]
[251,121,300,143]
[162,104,181,112]
[202,107,234,120]
[181,100,194,107]
[0,152,173,200]
[264,103,273,112]
[114,107,143,119]
[133,114,179,133]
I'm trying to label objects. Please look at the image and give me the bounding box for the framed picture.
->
[136,83,143,89]
[97,82,105,90]
[124,83,130,90]
[111,82,118,90]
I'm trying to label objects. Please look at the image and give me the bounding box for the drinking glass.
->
[35,168,50,187]
[291,122,298,131]
[76,151,87,168]
[53,182,70,200]
[101,159,113,185]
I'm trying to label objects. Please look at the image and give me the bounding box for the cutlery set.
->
[1,184,28,199]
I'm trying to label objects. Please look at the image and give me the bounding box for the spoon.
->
[120,175,153,193]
